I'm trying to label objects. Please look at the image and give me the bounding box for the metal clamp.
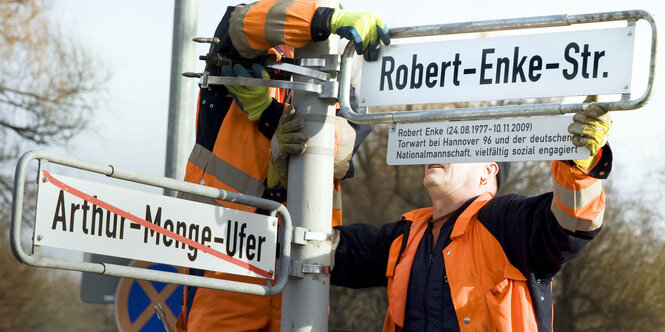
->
[292,227,331,245]
[290,260,331,278]
[338,10,658,124]
[300,54,341,72]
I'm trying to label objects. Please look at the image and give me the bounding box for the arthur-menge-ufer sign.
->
[34,172,278,279]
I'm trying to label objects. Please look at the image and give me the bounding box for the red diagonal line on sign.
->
[42,171,273,279]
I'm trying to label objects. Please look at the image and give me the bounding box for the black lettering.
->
[581,44,591,78]
[593,50,605,78]
[175,221,187,249]
[246,234,256,260]
[105,211,118,238]
[480,48,494,85]
[201,227,212,247]
[395,64,408,89]
[238,223,247,259]
[496,56,510,83]
[226,220,238,257]
[187,223,200,261]
[425,63,438,88]
[439,61,451,87]
[118,215,125,239]
[379,56,394,91]
[452,53,461,86]
[511,47,526,83]
[257,236,266,262]
[68,203,80,232]
[144,205,162,245]
[90,199,104,236]
[163,219,174,246]
[410,54,423,89]
[563,42,579,79]
[51,190,67,231]
[81,200,90,234]
[529,55,542,81]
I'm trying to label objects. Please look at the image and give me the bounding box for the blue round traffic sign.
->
[115,261,184,332]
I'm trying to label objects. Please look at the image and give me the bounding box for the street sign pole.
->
[282,0,339,330]
[165,0,198,195]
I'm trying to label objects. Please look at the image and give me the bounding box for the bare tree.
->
[0,1,114,330]
[0,0,103,211]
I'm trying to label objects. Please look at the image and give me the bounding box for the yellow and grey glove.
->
[330,8,390,61]
[267,105,307,189]
[222,63,272,121]
[568,95,612,169]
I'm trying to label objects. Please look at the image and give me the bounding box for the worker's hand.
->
[568,95,612,169]
[222,63,272,121]
[267,155,289,189]
[329,8,390,61]
[267,105,307,188]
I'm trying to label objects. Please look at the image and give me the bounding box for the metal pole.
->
[282,0,339,330]
[165,0,198,195]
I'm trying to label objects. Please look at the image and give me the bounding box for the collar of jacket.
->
[451,192,494,240]
[401,192,494,234]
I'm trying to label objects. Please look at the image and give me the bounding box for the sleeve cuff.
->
[311,7,334,41]
[567,143,613,179]
[257,99,284,139]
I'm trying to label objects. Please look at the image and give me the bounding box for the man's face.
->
[423,162,494,199]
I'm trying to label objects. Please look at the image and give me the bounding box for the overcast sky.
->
[47,0,665,209]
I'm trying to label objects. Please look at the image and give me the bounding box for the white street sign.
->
[360,27,635,107]
[34,172,278,279]
[387,115,589,165]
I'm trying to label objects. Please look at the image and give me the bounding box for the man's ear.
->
[486,162,499,178]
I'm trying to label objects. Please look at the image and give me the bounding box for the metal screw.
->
[627,31,633,36]
[361,98,366,103]
[389,124,396,133]
[42,176,48,183]
[269,270,274,275]
[37,234,43,241]
[624,84,629,90]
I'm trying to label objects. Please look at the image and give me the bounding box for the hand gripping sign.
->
[337,10,656,164]
[10,150,292,296]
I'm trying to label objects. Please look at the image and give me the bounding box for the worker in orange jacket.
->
[331,96,612,331]
[176,1,390,331]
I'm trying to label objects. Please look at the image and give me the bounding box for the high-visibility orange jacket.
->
[332,150,611,332]
[176,1,359,331]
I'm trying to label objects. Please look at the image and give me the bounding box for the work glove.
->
[568,95,612,169]
[222,63,272,121]
[329,8,391,61]
[267,105,307,189]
